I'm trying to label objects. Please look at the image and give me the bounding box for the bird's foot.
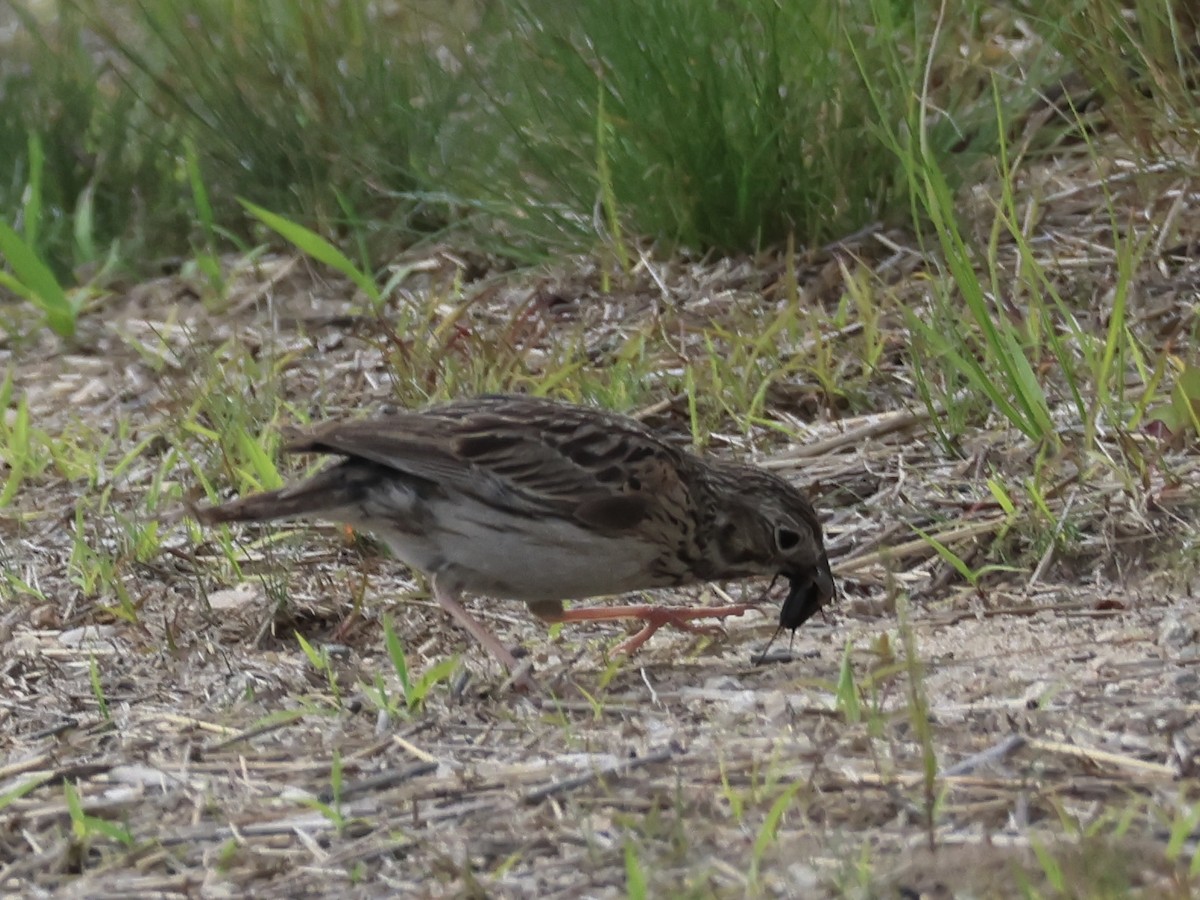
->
[548,602,761,656]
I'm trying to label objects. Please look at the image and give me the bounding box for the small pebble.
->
[702,675,743,692]
[58,625,118,646]
[1159,614,1196,650]
[1173,670,1200,691]
[752,646,820,665]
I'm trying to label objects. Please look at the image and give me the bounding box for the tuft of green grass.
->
[302,749,348,837]
[64,779,135,852]
[1030,0,1200,150]
[87,655,110,722]
[175,342,294,505]
[67,505,140,621]
[183,137,228,298]
[0,379,37,506]
[877,32,1175,502]
[748,780,806,887]
[378,615,458,715]
[1,3,188,279]
[834,638,863,724]
[80,0,455,262]
[623,840,648,900]
[896,116,1058,446]
[462,0,1044,254]
[914,524,1024,592]
[1149,360,1200,442]
[0,216,82,338]
[240,200,385,310]
[3,0,466,290]
[296,631,343,705]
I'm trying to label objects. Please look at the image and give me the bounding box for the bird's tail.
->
[193,460,378,525]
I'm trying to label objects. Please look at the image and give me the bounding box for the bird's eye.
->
[774,525,802,552]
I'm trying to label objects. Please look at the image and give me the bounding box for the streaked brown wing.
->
[283,396,676,532]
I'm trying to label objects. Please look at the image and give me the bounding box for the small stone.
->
[702,675,744,692]
[58,625,118,647]
[1173,670,1200,691]
[1159,615,1196,650]
[208,583,262,611]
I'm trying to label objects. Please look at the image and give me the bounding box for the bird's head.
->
[709,465,836,632]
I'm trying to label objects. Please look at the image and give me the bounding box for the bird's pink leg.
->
[433,580,538,692]
[541,603,761,655]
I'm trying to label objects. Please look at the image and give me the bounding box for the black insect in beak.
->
[754,555,836,664]
[780,559,835,630]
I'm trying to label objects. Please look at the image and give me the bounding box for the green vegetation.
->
[3,0,1049,283]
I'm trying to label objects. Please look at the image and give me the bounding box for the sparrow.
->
[195,395,835,689]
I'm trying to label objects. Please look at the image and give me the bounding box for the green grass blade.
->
[24,133,44,252]
[240,199,381,308]
[0,220,76,337]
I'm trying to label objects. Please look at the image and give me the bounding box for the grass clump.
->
[1,0,461,286]
[1,0,1066,292]
[0,3,186,281]
[81,0,457,259]
[460,0,1049,255]
[1031,0,1200,149]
